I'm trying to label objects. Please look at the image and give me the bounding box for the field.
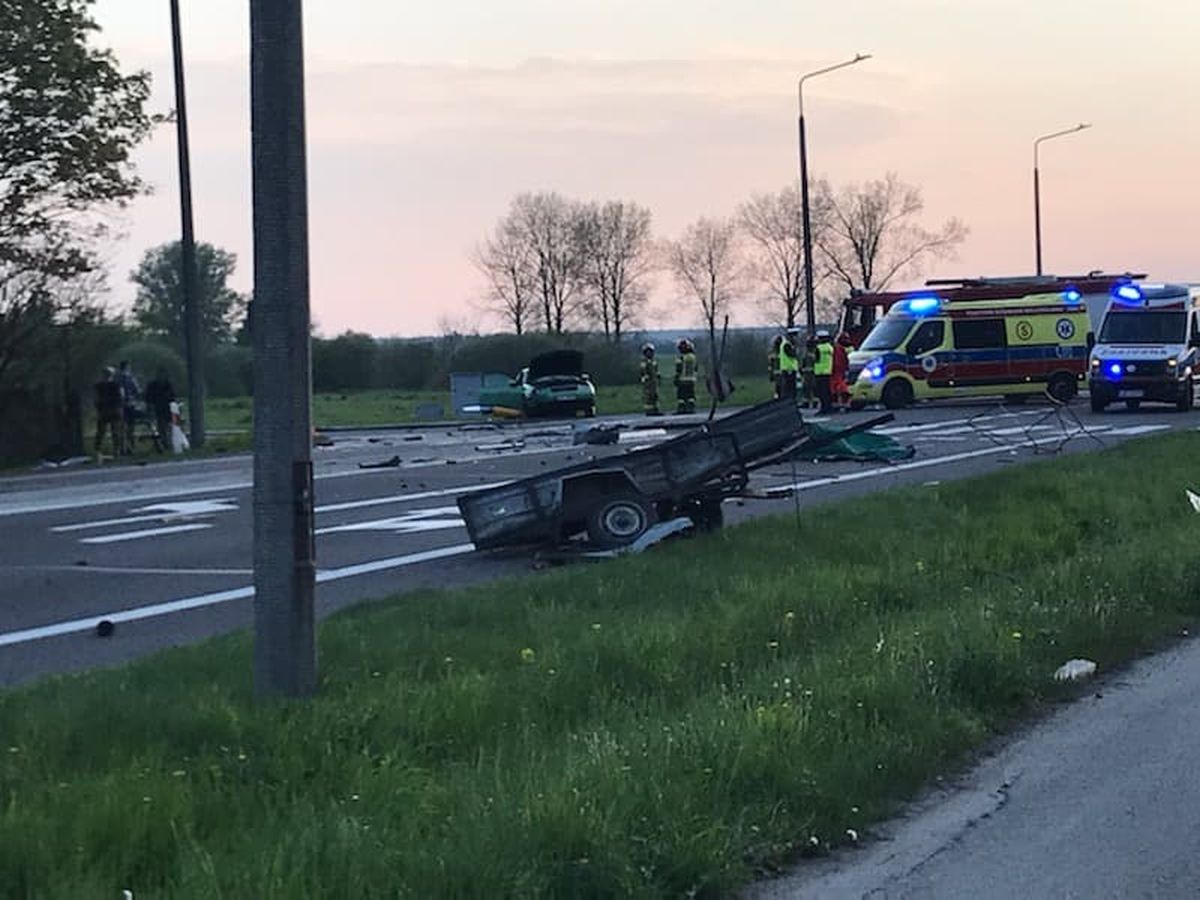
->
[5,432,1195,897]
[204,377,779,432]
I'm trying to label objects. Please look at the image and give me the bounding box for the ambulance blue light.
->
[1062,289,1082,302]
[905,296,941,315]
[1114,284,1142,302]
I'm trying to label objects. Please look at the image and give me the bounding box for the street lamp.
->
[798,53,870,333]
[1033,123,1091,275]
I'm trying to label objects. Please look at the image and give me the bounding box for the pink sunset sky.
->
[91,0,1198,337]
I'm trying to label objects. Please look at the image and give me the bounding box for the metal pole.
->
[169,0,205,449]
[797,54,870,335]
[799,111,816,333]
[250,0,316,697]
[1032,123,1091,278]
[1033,161,1043,276]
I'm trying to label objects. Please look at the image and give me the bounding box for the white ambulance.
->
[1088,283,1200,412]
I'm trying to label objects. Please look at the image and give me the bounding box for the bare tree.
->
[471,218,534,335]
[814,173,968,295]
[666,217,741,337]
[511,192,584,333]
[576,200,655,342]
[738,185,828,329]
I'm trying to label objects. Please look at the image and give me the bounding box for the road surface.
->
[0,400,1191,685]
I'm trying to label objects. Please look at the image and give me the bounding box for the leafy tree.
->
[130,241,247,350]
[0,0,154,403]
[814,173,968,294]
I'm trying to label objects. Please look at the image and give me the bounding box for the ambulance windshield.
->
[860,318,914,352]
[1099,311,1185,344]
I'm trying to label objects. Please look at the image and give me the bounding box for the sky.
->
[89,0,1200,337]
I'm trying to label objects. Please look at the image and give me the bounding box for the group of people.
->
[768,329,853,415]
[639,338,698,416]
[93,362,178,458]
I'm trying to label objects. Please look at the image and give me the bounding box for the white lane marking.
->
[0,543,475,648]
[316,506,465,536]
[874,411,1037,436]
[0,564,253,576]
[79,524,213,545]
[51,499,239,533]
[1105,425,1171,436]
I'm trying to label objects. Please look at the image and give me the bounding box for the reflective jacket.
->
[675,352,697,383]
[778,341,799,374]
[813,341,834,376]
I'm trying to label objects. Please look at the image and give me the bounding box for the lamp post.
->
[798,53,870,334]
[1033,123,1091,275]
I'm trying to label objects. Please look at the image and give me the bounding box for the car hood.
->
[529,350,585,380]
[1091,343,1187,360]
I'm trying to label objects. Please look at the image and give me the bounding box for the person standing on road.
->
[674,338,698,414]
[144,368,176,452]
[813,330,835,415]
[768,336,782,399]
[116,360,141,455]
[93,367,122,459]
[639,343,662,416]
[801,335,817,409]
[777,333,798,400]
[832,332,852,412]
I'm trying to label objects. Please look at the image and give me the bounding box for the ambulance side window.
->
[953,319,1007,350]
[906,320,944,356]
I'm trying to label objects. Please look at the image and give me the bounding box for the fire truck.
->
[837,273,1146,348]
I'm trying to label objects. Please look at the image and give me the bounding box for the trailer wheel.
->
[585,492,656,549]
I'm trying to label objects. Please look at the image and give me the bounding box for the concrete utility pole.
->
[169,0,205,448]
[250,0,316,697]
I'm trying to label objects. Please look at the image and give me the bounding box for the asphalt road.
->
[0,399,1193,685]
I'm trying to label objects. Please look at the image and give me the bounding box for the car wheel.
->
[1124,399,1141,411]
[1047,373,1077,404]
[1177,377,1194,412]
[1090,392,1108,413]
[881,379,913,410]
[585,492,656,549]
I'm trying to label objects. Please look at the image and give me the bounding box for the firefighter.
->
[777,332,798,400]
[832,332,853,411]
[800,335,817,409]
[640,342,662,416]
[674,338,697,414]
[813,329,835,414]
[767,336,782,398]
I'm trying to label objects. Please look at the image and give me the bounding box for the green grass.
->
[4,433,1199,898]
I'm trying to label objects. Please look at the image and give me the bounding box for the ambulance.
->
[1088,283,1200,412]
[848,290,1091,409]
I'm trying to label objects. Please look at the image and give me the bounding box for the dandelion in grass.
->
[1012,631,1023,640]
[767,640,779,650]
[591,623,602,631]
[520,647,536,663]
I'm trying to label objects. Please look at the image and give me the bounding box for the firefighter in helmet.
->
[640,342,662,416]
[674,338,698,414]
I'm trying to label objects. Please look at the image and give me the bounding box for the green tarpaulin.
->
[794,423,916,462]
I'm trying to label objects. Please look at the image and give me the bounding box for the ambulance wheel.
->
[1047,374,1077,404]
[585,491,656,549]
[1176,377,1194,412]
[881,379,913,410]
[1124,399,1141,411]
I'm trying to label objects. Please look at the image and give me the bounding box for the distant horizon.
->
[90,0,1200,336]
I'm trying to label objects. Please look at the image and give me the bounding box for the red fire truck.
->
[837,273,1146,348]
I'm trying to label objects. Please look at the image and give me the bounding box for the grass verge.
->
[3,433,1198,898]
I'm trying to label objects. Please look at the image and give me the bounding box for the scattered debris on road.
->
[475,439,526,453]
[357,455,401,469]
[96,620,115,638]
[1187,488,1200,512]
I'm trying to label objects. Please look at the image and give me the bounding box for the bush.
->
[376,339,437,391]
[313,332,378,392]
[205,344,253,398]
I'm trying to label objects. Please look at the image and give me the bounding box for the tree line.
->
[475,177,968,335]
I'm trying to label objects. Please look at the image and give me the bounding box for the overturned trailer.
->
[457,400,892,552]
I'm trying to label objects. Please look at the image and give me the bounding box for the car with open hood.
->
[478,350,597,417]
